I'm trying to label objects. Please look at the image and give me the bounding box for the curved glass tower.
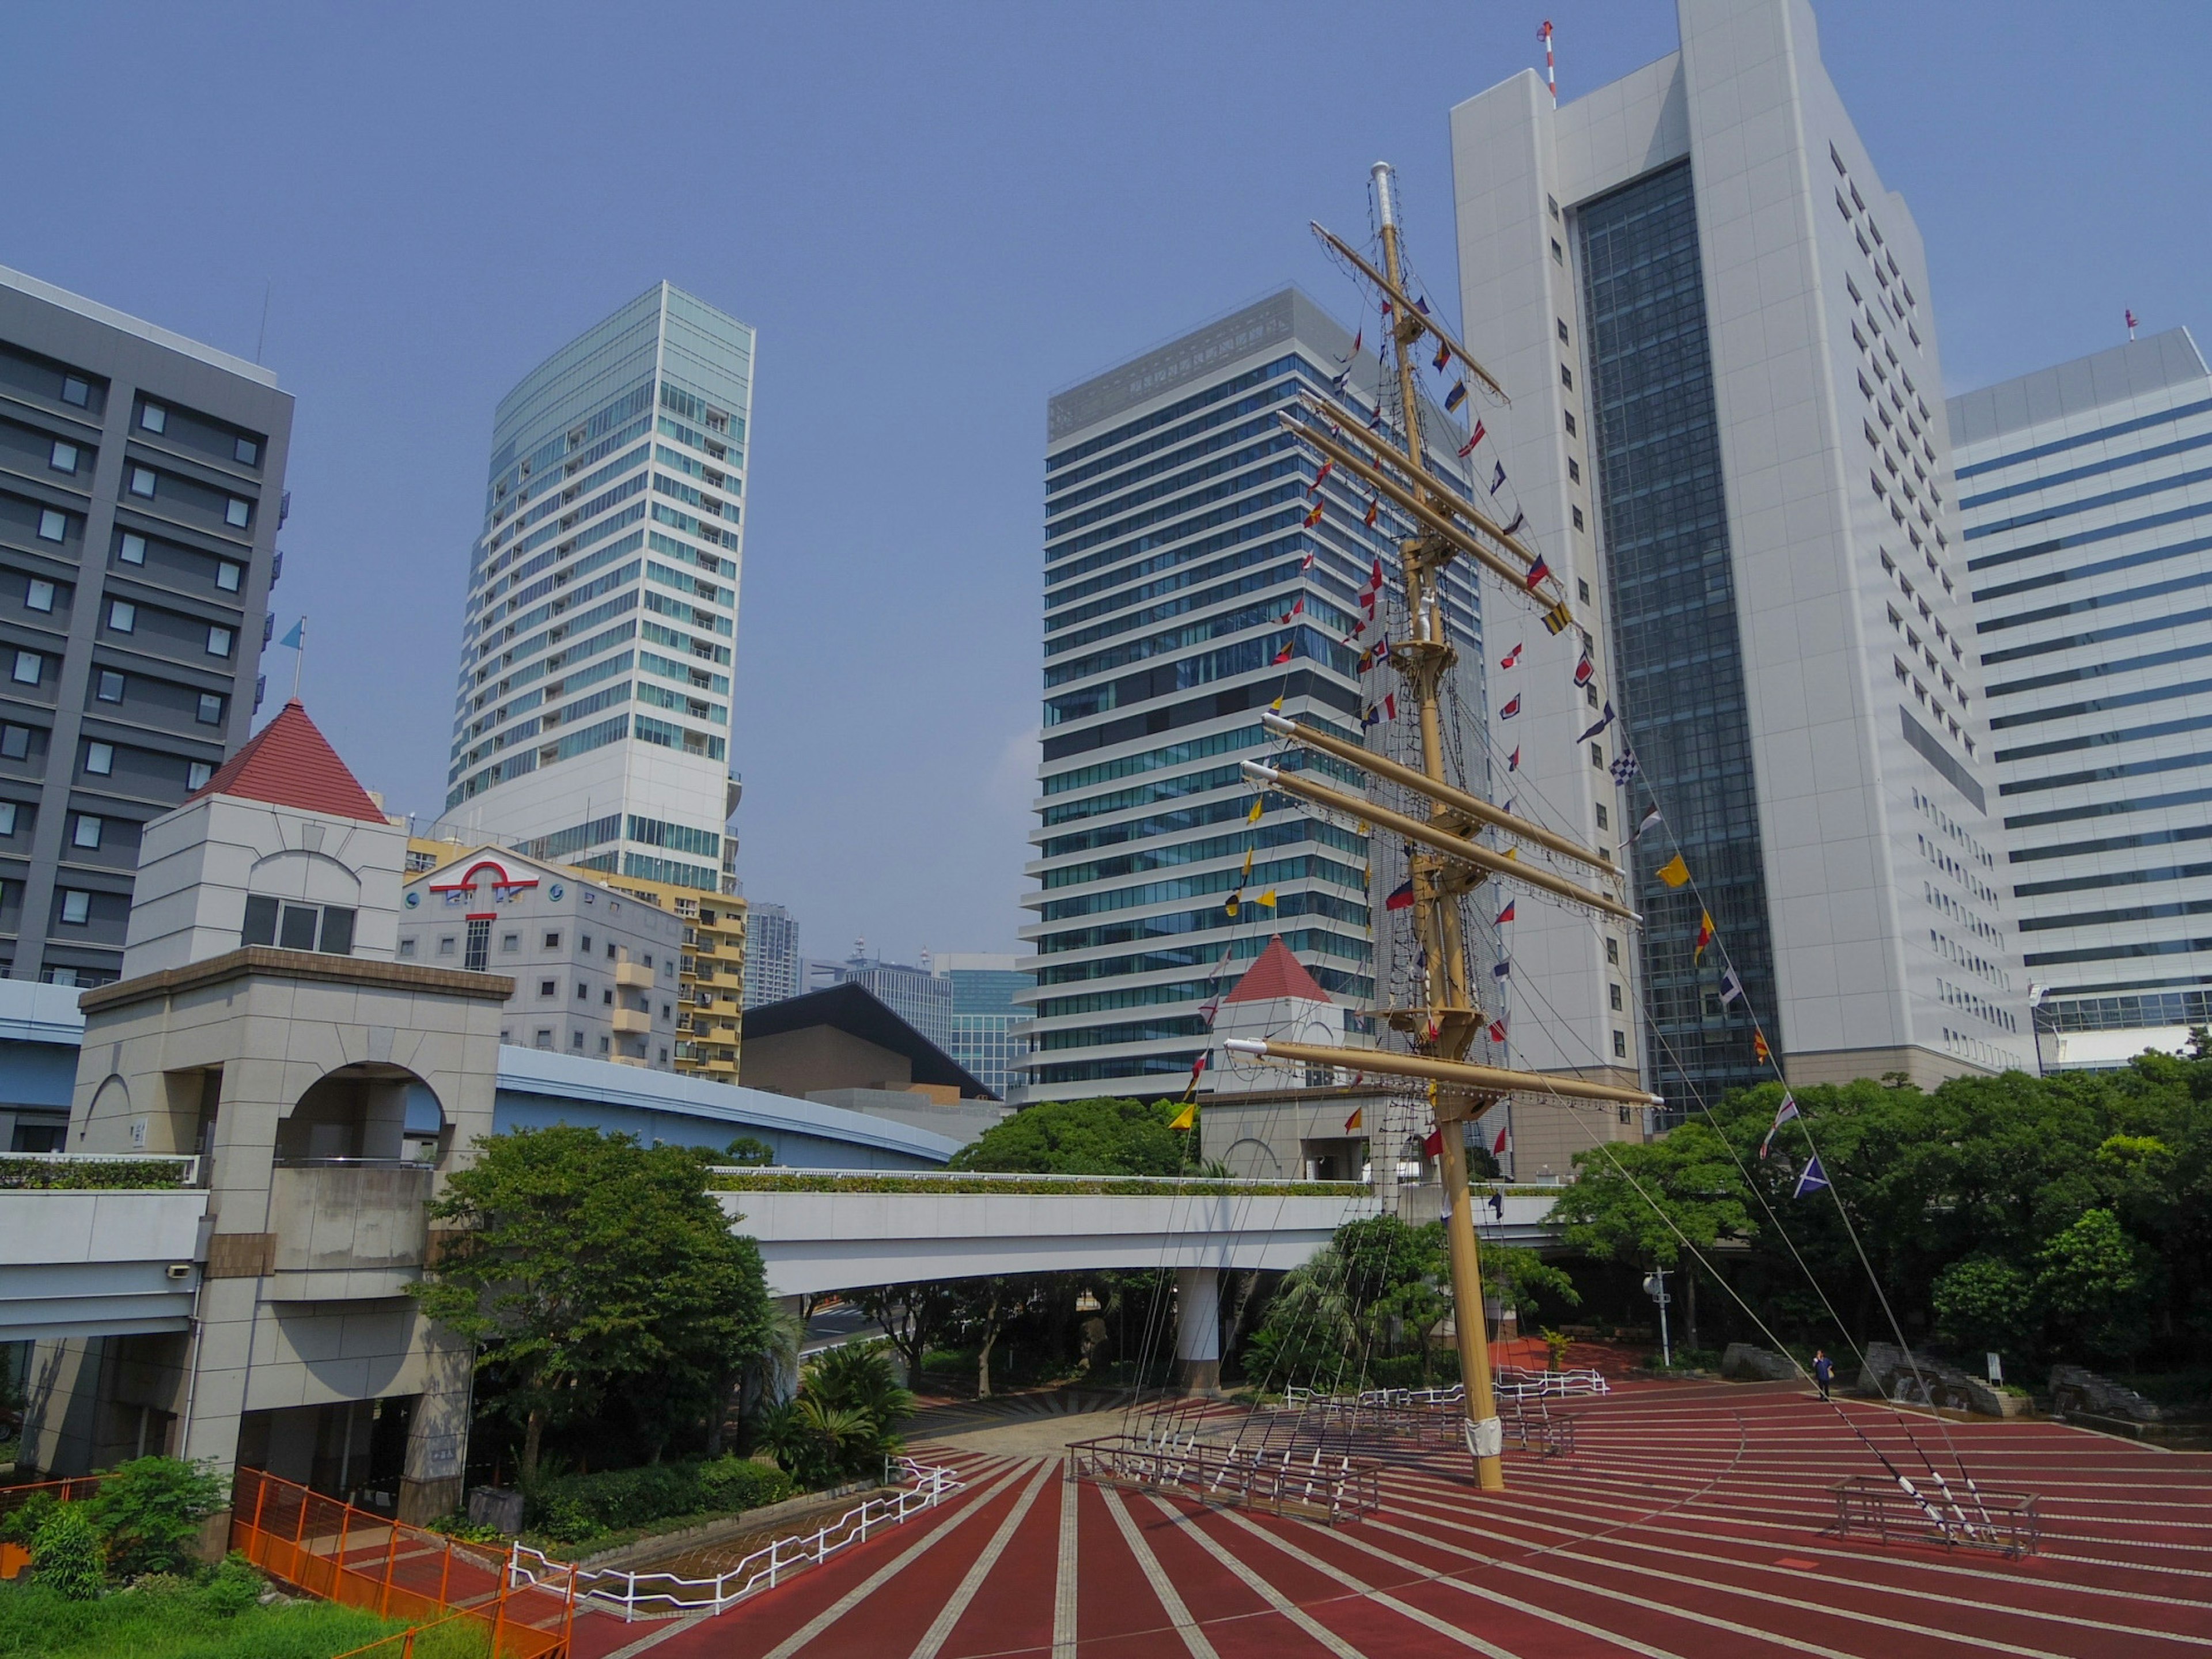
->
[440,282,750,892]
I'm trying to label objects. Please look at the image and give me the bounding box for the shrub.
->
[200,1553,262,1617]
[1,1490,58,1548]
[696,1459,793,1514]
[523,1456,795,1546]
[86,1456,226,1580]
[32,1503,105,1600]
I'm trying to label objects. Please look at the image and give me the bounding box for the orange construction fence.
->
[0,1474,108,1581]
[230,1468,573,1659]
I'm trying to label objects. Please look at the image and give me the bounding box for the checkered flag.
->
[1611,748,1640,785]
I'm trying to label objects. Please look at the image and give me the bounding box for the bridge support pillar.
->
[1175,1267,1222,1395]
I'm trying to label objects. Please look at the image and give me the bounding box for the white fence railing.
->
[1283,1368,1611,1413]
[505,1456,964,1622]
[1493,1366,1611,1399]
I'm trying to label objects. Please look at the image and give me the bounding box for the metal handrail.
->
[505,1456,964,1622]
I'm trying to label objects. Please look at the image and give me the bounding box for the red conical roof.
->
[186,701,388,823]
[1225,937,1332,1005]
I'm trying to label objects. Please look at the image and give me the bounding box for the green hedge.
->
[709,1171,1559,1200]
[527,1456,794,1546]
[0,1157,192,1191]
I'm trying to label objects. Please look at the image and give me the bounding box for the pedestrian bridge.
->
[712,1171,1563,1298]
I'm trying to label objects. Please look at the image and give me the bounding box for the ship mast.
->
[1231,162,1660,1492]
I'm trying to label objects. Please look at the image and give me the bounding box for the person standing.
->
[1813,1349,1834,1402]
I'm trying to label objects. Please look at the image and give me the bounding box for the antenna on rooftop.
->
[2127,308,2139,340]
[1539,20,1557,107]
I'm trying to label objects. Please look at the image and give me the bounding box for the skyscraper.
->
[933,952,1032,1102]
[1024,289,1480,1101]
[441,282,751,896]
[741,899,801,1007]
[1450,0,2033,1112]
[0,264,291,987]
[1951,328,2212,1069]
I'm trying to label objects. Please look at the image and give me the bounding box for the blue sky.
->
[5,2,2205,967]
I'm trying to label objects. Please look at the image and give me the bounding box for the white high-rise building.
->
[441,283,751,895]
[742,899,801,1007]
[1449,0,2033,1113]
[1951,328,2212,1070]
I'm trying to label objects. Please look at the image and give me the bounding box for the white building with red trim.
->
[400,845,684,1070]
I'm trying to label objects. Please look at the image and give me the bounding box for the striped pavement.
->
[569,1378,2212,1658]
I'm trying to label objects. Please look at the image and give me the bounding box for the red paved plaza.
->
[570,1378,2212,1658]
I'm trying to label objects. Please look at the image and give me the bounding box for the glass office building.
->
[442,283,751,894]
[1024,289,1479,1100]
[1952,328,2212,1069]
[934,953,1033,1101]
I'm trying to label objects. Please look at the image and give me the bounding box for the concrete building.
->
[743,899,800,1007]
[399,844,684,1070]
[740,980,1007,1144]
[440,282,751,900]
[1025,288,1482,1101]
[1448,0,2033,1119]
[1950,328,2212,1071]
[0,264,291,988]
[933,951,1032,1102]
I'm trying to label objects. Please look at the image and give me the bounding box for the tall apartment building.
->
[933,952,1032,1101]
[1950,328,2212,1070]
[441,282,750,897]
[0,266,290,987]
[742,899,800,1007]
[1449,0,2033,1114]
[1024,289,1480,1101]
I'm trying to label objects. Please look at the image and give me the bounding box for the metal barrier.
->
[1067,1433,1382,1525]
[1494,1366,1611,1399]
[1828,1474,2041,1559]
[230,1468,573,1659]
[0,1474,108,1581]
[505,1457,962,1622]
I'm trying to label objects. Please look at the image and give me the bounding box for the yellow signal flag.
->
[1257,888,1277,907]
[1656,854,1692,888]
[1248,797,1265,824]
[1270,694,1285,711]
[1240,849,1253,878]
[1169,1101,1196,1131]
[1225,892,1241,918]
[1503,847,1520,862]
[1344,1107,1364,1131]
[1752,1031,1771,1064]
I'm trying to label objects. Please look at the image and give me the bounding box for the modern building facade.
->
[743,900,800,1007]
[1951,328,2212,1070]
[0,264,290,988]
[933,951,1032,1101]
[399,844,684,1070]
[1449,0,2033,1117]
[1024,288,1482,1101]
[441,282,751,897]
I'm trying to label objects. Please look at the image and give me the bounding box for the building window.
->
[579,933,592,952]
[544,930,561,948]
[1577,579,1592,603]
[1609,982,1623,1011]
[128,467,157,498]
[1595,803,1608,831]
[49,441,78,474]
[207,626,233,657]
[60,890,91,925]
[464,917,491,971]
[10,652,39,685]
[96,671,124,703]
[119,533,147,564]
[85,741,114,775]
[187,760,211,790]
[234,435,259,465]
[109,600,135,632]
[1556,317,1569,342]
[1560,365,1573,391]
[25,580,55,612]
[61,376,89,407]
[1607,937,1620,965]
[1551,239,1563,264]
[224,498,251,529]
[139,402,167,434]
[535,1029,554,1050]
[539,979,556,997]
[1612,1029,1628,1058]
[437,936,456,957]
[575,982,587,999]
[217,562,242,592]
[1572,506,1585,531]
[71,816,103,850]
[196,694,224,725]
[599,1035,611,1053]
[570,1030,585,1049]
[1563,411,1576,437]
[1590,743,1604,768]
[37,510,66,543]
[501,932,520,952]
[0,804,14,836]
[1567,458,1580,484]
[399,938,417,958]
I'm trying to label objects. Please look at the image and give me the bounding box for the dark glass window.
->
[1579,160,1779,1118]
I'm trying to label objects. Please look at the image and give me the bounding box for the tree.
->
[31,1505,103,1600]
[411,1125,778,1479]
[848,1282,960,1385]
[723,1136,775,1167]
[1931,1256,2033,1358]
[2036,1207,2154,1365]
[950,1096,1185,1175]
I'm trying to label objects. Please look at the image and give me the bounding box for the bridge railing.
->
[707,1167,1370,1195]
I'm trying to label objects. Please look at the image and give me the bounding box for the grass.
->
[0,1578,487,1659]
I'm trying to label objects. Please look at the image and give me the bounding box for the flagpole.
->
[290,615,306,702]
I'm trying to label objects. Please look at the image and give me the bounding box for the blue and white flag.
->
[1759,1092,1800,1157]
[1576,702,1616,744]
[1719,967,1746,1007]
[1794,1152,1830,1198]
[279,619,305,650]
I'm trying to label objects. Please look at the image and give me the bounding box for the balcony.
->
[266,1161,431,1300]
[613,961,654,989]
[611,1006,652,1035]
